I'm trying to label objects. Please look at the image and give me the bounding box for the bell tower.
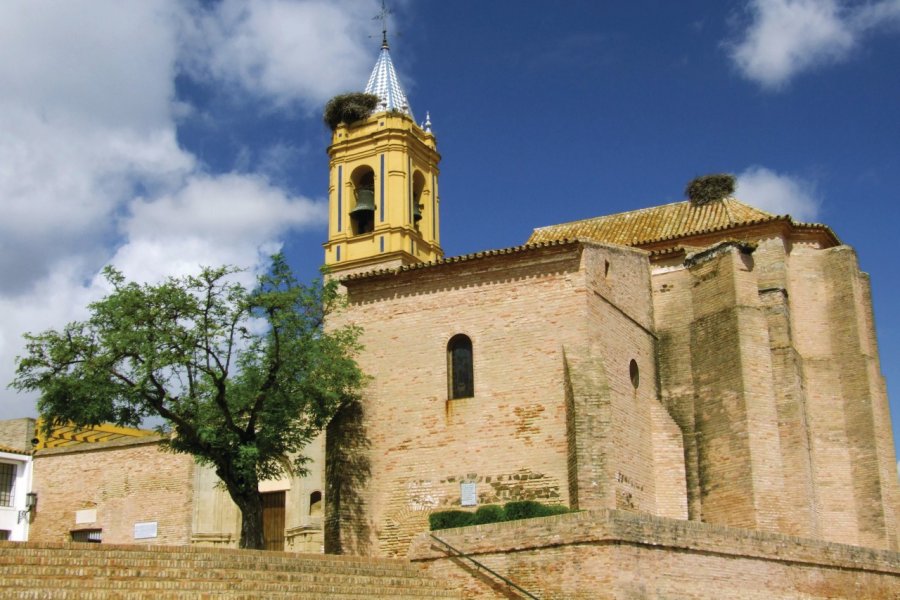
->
[323,35,443,276]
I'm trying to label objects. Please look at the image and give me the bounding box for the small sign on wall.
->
[133,521,158,540]
[74,509,96,525]
[460,482,477,507]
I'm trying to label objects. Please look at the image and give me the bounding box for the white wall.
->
[0,451,33,541]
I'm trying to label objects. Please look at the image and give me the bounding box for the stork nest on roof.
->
[686,173,736,205]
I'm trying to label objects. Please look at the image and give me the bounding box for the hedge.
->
[429,501,574,530]
[473,504,505,525]
[428,510,475,531]
[504,500,571,521]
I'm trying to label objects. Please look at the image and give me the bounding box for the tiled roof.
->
[342,198,841,284]
[364,42,413,119]
[35,419,156,449]
[0,444,30,455]
[528,197,838,248]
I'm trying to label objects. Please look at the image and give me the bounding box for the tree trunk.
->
[218,467,266,550]
[234,492,265,549]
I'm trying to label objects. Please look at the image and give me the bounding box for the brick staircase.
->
[0,542,463,599]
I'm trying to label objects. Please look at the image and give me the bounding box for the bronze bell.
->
[413,202,423,222]
[351,188,375,215]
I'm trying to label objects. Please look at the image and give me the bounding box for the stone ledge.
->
[409,509,900,574]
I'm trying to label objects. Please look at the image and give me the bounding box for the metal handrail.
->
[428,533,540,600]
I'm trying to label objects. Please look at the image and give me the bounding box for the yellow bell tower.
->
[323,37,442,276]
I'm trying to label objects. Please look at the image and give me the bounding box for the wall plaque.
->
[74,509,96,524]
[460,482,477,507]
[133,521,158,540]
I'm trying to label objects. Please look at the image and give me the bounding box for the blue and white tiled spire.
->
[364,37,414,120]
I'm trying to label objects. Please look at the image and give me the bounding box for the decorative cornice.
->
[341,239,580,283]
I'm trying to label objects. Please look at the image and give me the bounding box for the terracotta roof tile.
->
[343,198,840,284]
[34,419,156,449]
[0,444,30,455]
[527,197,837,248]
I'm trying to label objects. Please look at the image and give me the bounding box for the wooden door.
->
[261,491,286,551]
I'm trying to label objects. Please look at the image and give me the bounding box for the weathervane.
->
[375,0,391,48]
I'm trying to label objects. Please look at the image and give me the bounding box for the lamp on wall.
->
[18,492,37,524]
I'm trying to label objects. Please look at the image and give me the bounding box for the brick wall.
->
[328,242,677,557]
[410,509,900,599]
[653,237,900,550]
[0,418,35,452]
[330,244,585,556]
[327,226,900,558]
[30,437,194,545]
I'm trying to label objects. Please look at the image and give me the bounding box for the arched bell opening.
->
[412,170,426,228]
[350,166,376,235]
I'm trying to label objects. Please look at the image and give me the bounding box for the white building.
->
[0,444,34,541]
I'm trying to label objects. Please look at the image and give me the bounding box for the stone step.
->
[0,577,460,597]
[1,543,419,571]
[0,549,424,575]
[0,558,430,581]
[2,585,458,600]
[0,565,452,591]
[0,543,462,599]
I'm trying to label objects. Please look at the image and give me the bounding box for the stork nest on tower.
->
[323,93,381,131]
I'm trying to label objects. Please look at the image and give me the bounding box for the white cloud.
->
[735,166,820,221]
[728,0,900,89]
[183,0,382,108]
[0,265,102,418]
[110,174,326,284]
[0,0,376,419]
[0,1,194,294]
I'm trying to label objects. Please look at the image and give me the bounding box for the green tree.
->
[11,254,364,549]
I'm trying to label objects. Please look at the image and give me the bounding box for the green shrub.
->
[685,173,735,205]
[429,501,573,530]
[503,500,571,520]
[429,510,475,531]
[473,504,506,525]
[503,500,543,521]
[323,92,381,131]
[540,504,572,517]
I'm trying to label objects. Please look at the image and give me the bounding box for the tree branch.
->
[245,307,281,436]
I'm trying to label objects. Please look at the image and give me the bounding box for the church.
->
[321,34,900,565]
[9,29,900,599]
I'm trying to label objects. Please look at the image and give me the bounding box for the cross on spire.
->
[375,0,391,48]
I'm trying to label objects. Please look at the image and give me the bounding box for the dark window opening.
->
[309,490,322,516]
[630,359,640,389]
[0,463,15,507]
[71,529,102,543]
[412,171,425,228]
[448,334,474,399]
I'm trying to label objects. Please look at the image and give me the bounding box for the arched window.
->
[412,170,426,227]
[447,334,474,399]
[349,166,375,235]
[309,490,322,516]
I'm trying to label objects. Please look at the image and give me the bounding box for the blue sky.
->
[1,1,899,451]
